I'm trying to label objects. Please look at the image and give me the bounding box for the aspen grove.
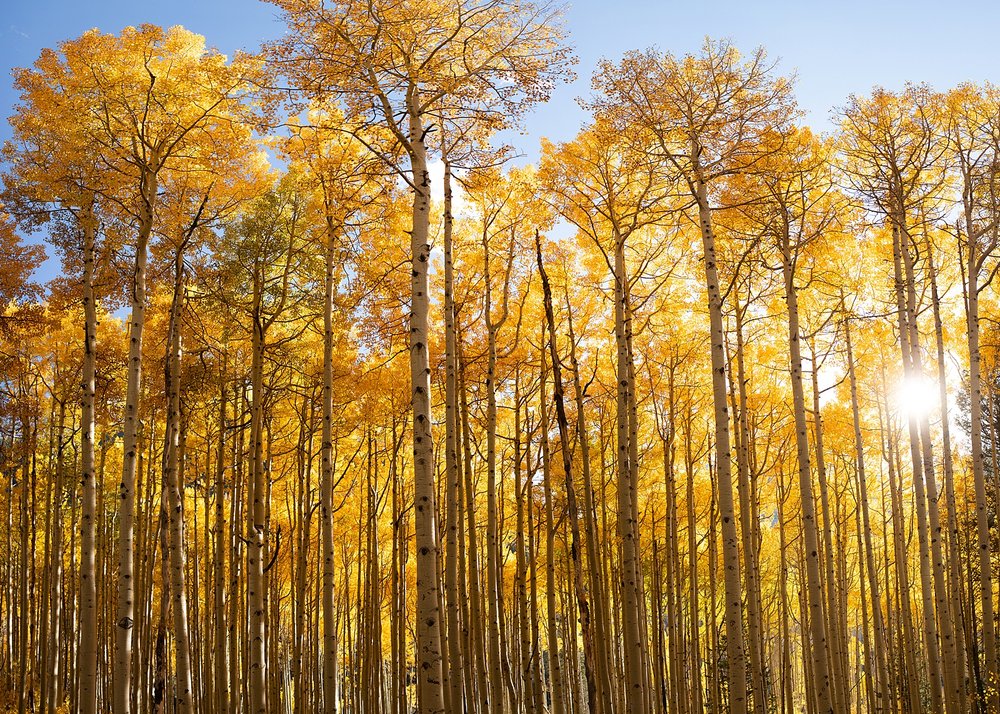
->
[1,4,1000,714]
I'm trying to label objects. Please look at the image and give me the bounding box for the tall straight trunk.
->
[248,271,268,714]
[526,431,545,714]
[16,401,31,714]
[391,421,405,714]
[657,380,677,714]
[458,331,490,714]
[565,290,614,713]
[879,369,923,714]
[441,154,465,709]
[538,323,566,714]
[164,246,193,712]
[321,214,340,714]
[151,459,170,714]
[612,228,647,713]
[843,313,890,710]
[292,392,312,714]
[214,359,229,714]
[38,399,52,714]
[78,200,99,714]
[731,303,766,713]
[890,220,945,714]
[901,221,962,713]
[963,219,998,713]
[229,388,244,714]
[776,466,793,714]
[405,98,445,714]
[925,240,969,703]
[481,185,509,714]
[684,406,704,714]
[623,291,651,710]
[692,161,747,714]
[513,372,532,711]
[707,465,721,714]
[46,398,66,714]
[778,236,832,713]
[114,165,157,714]
[808,345,847,713]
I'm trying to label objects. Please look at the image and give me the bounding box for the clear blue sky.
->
[3,0,1000,277]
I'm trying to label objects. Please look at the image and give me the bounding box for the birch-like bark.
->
[890,220,945,714]
[900,224,961,714]
[778,235,832,714]
[45,397,65,714]
[406,96,446,714]
[538,322,566,714]
[78,200,99,714]
[164,246,193,712]
[692,156,748,714]
[321,214,340,714]
[565,292,614,713]
[612,227,647,713]
[731,301,766,713]
[114,163,157,714]
[963,218,999,712]
[925,240,969,700]
[441,154,465,709]
[843,312,890,709]
[213,357,229,714]
[248,268,268,714]
[808,344,848,712]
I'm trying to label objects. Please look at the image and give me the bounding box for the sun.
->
[895,374,939,420]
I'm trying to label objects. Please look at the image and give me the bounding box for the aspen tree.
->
[283,110,377,713]
[592,40,796,714]
[8,28,263,714]
[536,231,602,714]
[840,85,962,713]
[270,6,570,708]
[540,121,671,713]
[945,83,1000,710]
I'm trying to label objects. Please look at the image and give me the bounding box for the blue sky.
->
[3,0,1000,278]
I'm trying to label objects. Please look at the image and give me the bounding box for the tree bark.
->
[692,159,748,714]
[778,235,832,714]
[114,164,157,714]
[78,199,99,714]
[406,96,446,714]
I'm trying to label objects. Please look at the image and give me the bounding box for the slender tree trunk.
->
[441,154,465,710]
[731,301,766,713]
[809,343,848,713]
[612,227,647,713]
[692,161,747,714]
[78,200,99,714]
[321,213,340,714]
[481,185,509,714]
[248,271,268,714]
[964,226,998,713]
[406,99,445,714]
[565,291,614,713]
[778,236,832,714]
[843,312,891,711]
[458,331,490,714]
[535,248,580,714]
[164,246,194,712]
[46,398,66,714]
[925,240,969,705]
[890,220,945,714]
[114,165,157,714]
[879,367,923,714]
[214,357,229,714]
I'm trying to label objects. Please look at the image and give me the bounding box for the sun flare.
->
[895,375,939,420]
